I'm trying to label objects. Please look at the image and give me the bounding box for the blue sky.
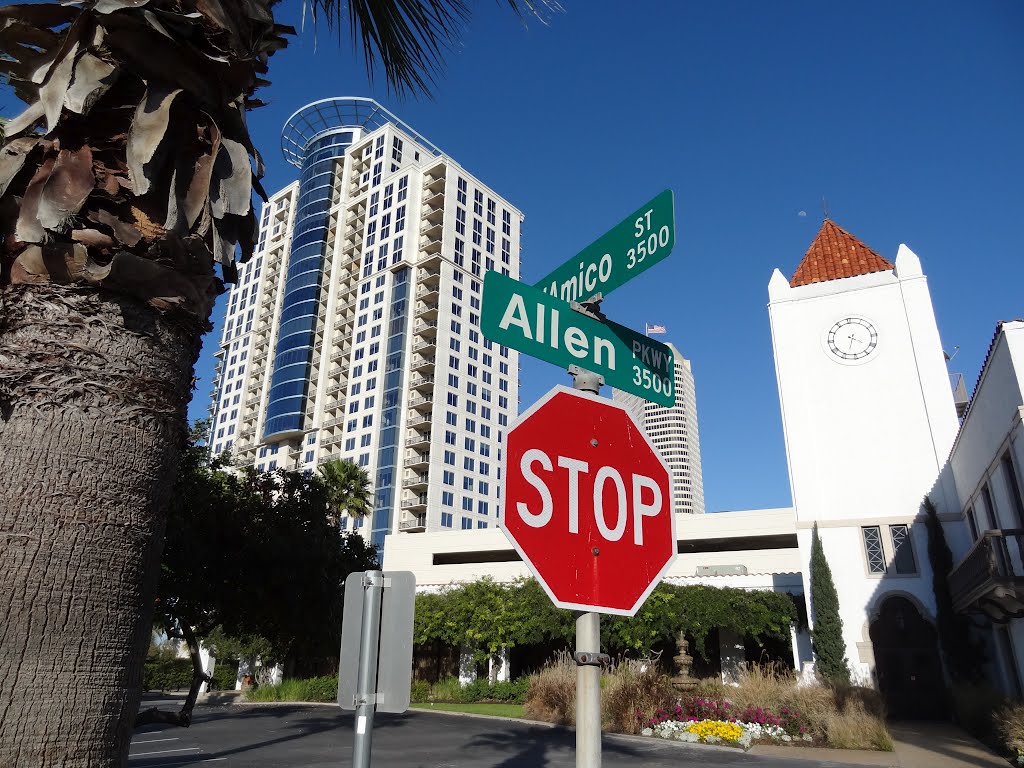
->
[182,1,1022,512]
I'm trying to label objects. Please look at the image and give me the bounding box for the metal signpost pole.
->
[352,570,383,768]
[569,360,604,768]
[576,611,602,768]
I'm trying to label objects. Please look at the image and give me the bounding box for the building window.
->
[861,526,886,574]
[890,524,917,575]
[441,512,453,528]
[461,517,473,530]
[1003,452,1024,527]
[981,483,998,531]
[966,506,979,540]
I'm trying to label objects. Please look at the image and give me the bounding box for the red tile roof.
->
[790,220,894,287]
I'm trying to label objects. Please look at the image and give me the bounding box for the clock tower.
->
[769,220,960,682]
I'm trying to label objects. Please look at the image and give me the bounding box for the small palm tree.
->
[319,458,372,521]
[0,1,554,764]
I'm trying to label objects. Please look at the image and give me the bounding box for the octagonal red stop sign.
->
[503,386,676,616]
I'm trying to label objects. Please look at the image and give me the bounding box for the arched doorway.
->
[869,596,946,719]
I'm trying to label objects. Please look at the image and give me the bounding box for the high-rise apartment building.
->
[207,98,522,550]
[613,344,705,514]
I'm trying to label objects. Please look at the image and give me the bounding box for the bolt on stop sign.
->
[503,386,676,616]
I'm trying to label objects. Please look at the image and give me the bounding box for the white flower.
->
[641,728,653,737]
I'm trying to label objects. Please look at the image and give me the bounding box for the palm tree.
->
[0,1,552,764]
[319,458,372,521]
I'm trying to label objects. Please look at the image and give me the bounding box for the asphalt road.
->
[130,702,877,768]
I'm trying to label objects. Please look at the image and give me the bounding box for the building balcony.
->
[409,394,433,411]
[414,300,438,320]
[246,396,261,409]
[416,284,440,302]
[414,319,438,338]
[422,203,444,224]
[410,374,434,391]
[322,434,344,447]
[949,529,1024,619]
[417,250,442,267]
[423,173,446,194]
[406,432,431,449]
[407,413,432,430]
[419,266,441,286]
[404,471,429,490]
[420,220,442,241]
[411,355,435,373]
[420,236,442,256]
[402,493,429,511]
[323,416,345,429]
[413,339,436,354]
[405,452,430,469]
[399,511,427,533]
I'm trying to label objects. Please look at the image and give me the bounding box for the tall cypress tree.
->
[809,524,851,686]
[924,497,979,681]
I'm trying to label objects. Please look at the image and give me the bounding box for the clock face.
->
[827,317,878,362]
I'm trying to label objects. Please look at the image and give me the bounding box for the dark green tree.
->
[924,496,979,682]
[809,524,851,686]
[144,423,378,725]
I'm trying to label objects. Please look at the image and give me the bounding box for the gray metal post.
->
[576,611,602,768]
[352,570,384,768]
[569,359,604,768]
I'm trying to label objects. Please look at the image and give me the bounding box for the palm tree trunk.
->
[0,284,202,767]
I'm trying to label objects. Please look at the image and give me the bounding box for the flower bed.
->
[640,717,814,750]
[637,699,814,750]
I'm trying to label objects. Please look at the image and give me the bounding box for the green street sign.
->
[482,271,675,406]
[535,190,676,302]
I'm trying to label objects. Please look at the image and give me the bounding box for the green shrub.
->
[143,658,193,691]
[245,676,338,703]
[210,662,239,691]
[410,680,431,703]
[431,677,467,703]
[489,678,530,703]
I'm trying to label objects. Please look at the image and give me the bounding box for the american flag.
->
[646,323,667,335]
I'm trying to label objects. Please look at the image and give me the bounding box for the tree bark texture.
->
[0,284,203,767]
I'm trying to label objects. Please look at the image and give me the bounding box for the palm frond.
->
[310,0,559,96]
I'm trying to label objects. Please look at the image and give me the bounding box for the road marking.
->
[128,747,199,757]
[131,737,179,745]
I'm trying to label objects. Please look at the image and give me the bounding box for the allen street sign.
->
[535,190,675,303]
[503,386,676,615]
[481,271,676,406]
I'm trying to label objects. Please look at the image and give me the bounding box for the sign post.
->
[338,570,416,768]
[485,189,679,768]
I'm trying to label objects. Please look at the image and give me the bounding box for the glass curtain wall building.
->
[207,98,523,551]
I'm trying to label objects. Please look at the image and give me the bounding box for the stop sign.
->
[502,386,676,616]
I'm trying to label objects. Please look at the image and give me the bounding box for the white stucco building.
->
[614,344,705,514]
[941,320,1024,699]
[206,98,522,550]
